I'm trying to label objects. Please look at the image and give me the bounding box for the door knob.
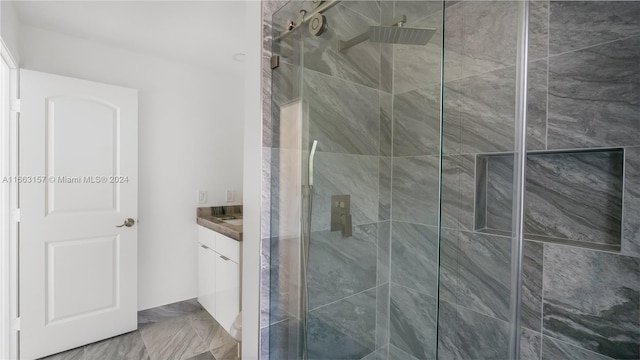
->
[116,218,135,228]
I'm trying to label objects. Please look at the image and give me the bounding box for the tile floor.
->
[40,299,239,360]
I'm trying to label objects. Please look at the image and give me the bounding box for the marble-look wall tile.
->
[308,288,377,360]
[543,245,640,359]
[623,146,640,258]
[376,283,390,350]
[266,319,295,360]
[307,223,378,309]
[263,55,274,148]
[311,152,378,232]
[522,241,543,332]
[379,93,392,157]
[443,230,512,322]
[442,80,463,155]
[270,235,301,322]
[441,155,475,231]
[484,155,514,232]
[520,328,542,360]
[304,70,380,155]
[547,36,640,149]
[474,156,487,230]
[380,43,393,94]
[272,61,301,107]
[340,1,380,23]
[388,344,419,360]
[443,1,518,82]
[390,222,439,297]
[548,1,640,56]
[526,151,623,246]
[529,0,549,60]
[393,1,442,28]
[261,238,271,328]
[392,85,441,157]
[377,221,391,285]
[378,157,392,221]
[437,301,510,360]
[393,11,443,94]
[527,59,548,151]
[391,156,439,226]
[444,66,517,154]
[438,229,460,304]
[363,346,390,360]
[541,336,614,360]
[304,4,381,90]
[389,284,437,360]
[262,149,272,239]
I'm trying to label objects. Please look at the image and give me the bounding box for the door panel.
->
[19,69,138,360]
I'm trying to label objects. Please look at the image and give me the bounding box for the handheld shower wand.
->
[300,140,317,360]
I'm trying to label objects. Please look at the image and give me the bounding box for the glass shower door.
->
[267,1,530,359]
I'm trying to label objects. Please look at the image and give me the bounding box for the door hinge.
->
[11,99,20,113]
[12,209,20,223]
[11,317,20,331]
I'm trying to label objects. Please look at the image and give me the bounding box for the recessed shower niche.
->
[475,149,624,251]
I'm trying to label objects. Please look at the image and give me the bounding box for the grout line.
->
[544,335,616,360]
[547,32,640,59]
[308,285,378,313]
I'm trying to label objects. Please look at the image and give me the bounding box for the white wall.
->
[1,1,21,63]
[18,24,244,310]
[241,1,262,357]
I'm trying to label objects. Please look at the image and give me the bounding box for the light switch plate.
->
[197,191,207,204]
[226,190,235,202]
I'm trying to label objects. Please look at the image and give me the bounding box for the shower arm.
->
[274,0,340,42]
[338,15,407,52]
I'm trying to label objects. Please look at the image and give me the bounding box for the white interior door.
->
[19,70,138,360]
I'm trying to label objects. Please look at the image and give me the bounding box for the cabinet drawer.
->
[198,225,216,249]
[215,233,239,263]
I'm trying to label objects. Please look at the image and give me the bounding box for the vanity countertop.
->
[196,206,243,241]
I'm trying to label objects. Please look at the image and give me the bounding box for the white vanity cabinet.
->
[197,225,240,331]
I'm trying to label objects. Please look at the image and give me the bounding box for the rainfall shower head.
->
[339,15,437,51]
[369,25,436,45]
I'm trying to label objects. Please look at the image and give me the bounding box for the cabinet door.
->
[197,244,216,317]
[215,254,239,331]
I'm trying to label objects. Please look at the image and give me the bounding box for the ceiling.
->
[12,1,248,73]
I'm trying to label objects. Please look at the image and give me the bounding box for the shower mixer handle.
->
[330,194,352,238]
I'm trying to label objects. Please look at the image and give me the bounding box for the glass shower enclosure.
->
[266,1,640,359]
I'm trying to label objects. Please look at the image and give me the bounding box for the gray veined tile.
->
[528,0,549,61]
[542,245,640,359]
[303,3,381,89]
[390,222,439,297]
[379,93,392,157]
[262,55,273,148]
[521,241,543,332]
[39,347,85,360]
[391,156,439,226]
[443,1,519,82]
[389,284,437,360]
[549,1,640,56]
[388,344,419,360]
[392,85,441,157]
[189,310,238,359]
[393,11,443,94]
[527,59,548,151]
[272,61,301,107]
[380,42,393,94]
[184,351,215,360]
[269,235,301,321]
[438,229,460,304]
[547,36,640,149]
[304,69,380,156]
[340,1,381,23]
[307,223,378,309]
[379,157,392,222]
[525,151,624,246]
[483,154,514,232]
[307,288,377,360]
[441,155,475,231]
[436,301,510,360]
[376,283,390,350]
[261,150,272,240]
[542,336,614,360]
[520,328,542,360]
[363,345,390,360]
[445,230,512,322]
[137,298,202,327]
[311,152,378,232]
[267,319,294,360]
[377,221,391,285]
[139,315,208,360]
[623,147,640,258]
[85,331,148,360]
